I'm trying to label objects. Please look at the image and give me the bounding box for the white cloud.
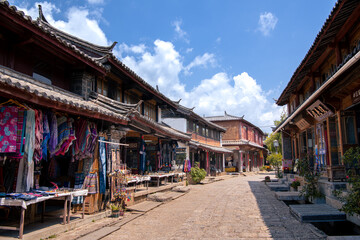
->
[216,37,221,43]
[87,0,104,4]
[172,19,189,43]
[258,12,278,36]
[184,53,216,75]
[18,2,109,46]
[17,2,281,131]
[116,41,282,131]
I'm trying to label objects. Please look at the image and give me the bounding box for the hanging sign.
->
[306,100,333,121]
[352,88,360,104]
[295,118,310,131]
[175,147,186,154]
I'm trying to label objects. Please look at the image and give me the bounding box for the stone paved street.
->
[98,173,326,240]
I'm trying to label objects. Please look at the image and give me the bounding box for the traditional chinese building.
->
[206,113,265,172]
[0,0,191,225]
[274,0,360,180]
[162,102,232,175]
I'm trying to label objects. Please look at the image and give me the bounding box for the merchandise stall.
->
[0,98,129,238]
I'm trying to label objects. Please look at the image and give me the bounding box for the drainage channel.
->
[281,199,360,237]
[311,221,360,236]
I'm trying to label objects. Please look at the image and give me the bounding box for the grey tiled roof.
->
[172,101,227,132]
[206,113,264,135]
[0,66,128,121]
[222,140,265,150]
[129,114,191,141]
[189,140,233,153]
[205,114,243,121]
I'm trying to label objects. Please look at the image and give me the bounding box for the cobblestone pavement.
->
[98,173,326,240]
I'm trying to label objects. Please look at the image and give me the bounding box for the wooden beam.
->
[335,2,360,43]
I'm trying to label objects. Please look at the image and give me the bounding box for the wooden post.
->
[41,201,45,223]
[326,117,332,167]
[63,198,67,225]
[82,199,85,219]
[19,208,25,239]
[336,111,344,164]
[67,197,71,223]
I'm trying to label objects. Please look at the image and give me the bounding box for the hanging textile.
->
[139,136,146,174]
[72,119,90,161]
[82,172,99,194]
[16,109,35,192]
[41,113,50,161]
[49,112,58,157]
[55,117,76,156]
[13,109,26,158]
[87,123,98,155]
[72,172,85,204]
[0,106,18,153]
[33,110,43,163]
[99,136,106,194]
[183,159,191,172]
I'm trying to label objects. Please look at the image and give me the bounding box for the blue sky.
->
[11,0,337,132]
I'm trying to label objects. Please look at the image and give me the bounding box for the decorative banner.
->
[306,100,333,121]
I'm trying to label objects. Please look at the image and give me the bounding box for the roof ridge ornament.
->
[37,5,48,24]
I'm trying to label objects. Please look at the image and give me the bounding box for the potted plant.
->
[110,203,122,218]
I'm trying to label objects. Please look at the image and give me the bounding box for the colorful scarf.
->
[0,106,18,153]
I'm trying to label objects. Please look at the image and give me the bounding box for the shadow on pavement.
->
[248,178,327,240]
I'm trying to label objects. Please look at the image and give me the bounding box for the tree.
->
[267,153,283,178]
[264,110,286,154]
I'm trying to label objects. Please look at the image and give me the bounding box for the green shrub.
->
[297,158,323,201]
[190,162,207,183]
[333,147,360,215]
[290,179,300,190]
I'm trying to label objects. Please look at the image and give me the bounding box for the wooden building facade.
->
[274,0,360,180]
[206,113,265,172]
[162,102,232,175]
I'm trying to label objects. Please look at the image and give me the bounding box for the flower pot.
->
[119,210,124,216]
[111,210,120,218]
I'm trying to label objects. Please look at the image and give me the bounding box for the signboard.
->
[295,118,311,131]
[175,147,186,154]
[306,100,333,122]
[352,88,360,104]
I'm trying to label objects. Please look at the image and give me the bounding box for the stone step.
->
[146,191,185,202]
[289,204,346,223]
[172,186,190,193]
[275,191,304,201]
[126,201,162,212]
[266,183,290,191]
